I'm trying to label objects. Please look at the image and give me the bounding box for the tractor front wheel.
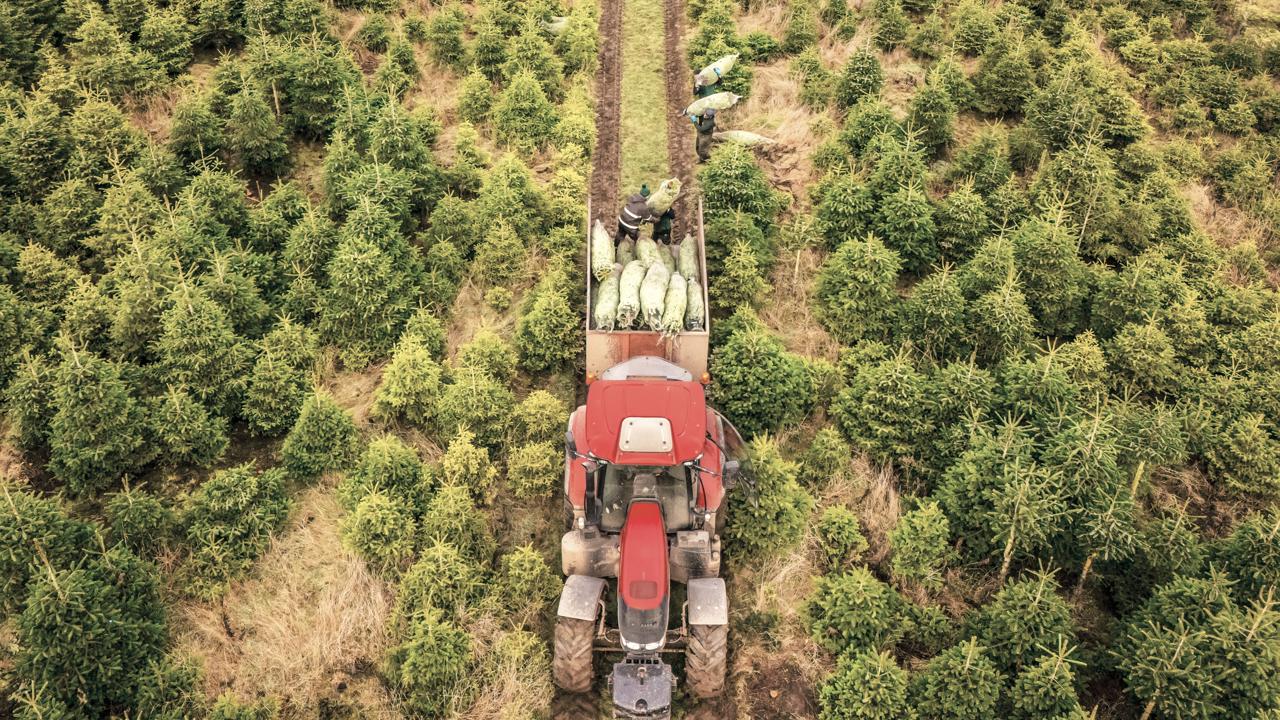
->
[685,623,728,698]
[553,616,595,693]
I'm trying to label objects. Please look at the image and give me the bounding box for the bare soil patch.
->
[664,0,696,237]
[592,0,624,219]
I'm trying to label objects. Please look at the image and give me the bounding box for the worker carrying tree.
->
[615,186,653,243]
[692,108,717,163]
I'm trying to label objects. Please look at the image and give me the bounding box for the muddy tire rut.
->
[591,0,623,221]
[663,0,695,238]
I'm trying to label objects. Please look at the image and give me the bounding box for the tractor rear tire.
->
[553,617,596,693]
[685,623,728,698]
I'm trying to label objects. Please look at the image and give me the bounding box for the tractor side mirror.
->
[565,430,578,456]
[723,460,741,488]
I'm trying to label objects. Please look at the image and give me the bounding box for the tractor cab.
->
[554,357,748,718]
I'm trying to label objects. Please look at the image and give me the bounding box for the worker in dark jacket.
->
[693,108,717,163]
[653,207,675,244]
[615,191,653,243]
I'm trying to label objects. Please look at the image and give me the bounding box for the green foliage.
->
[421,484,495,563]
[507,441,560,499]
[819,649,913,720]
[493,70,559,154]
[48,346,147,496]
[209,693,278,720]
[1205,413,1280,498]
[473,219,526,288]
[493,544,559,620]
[0,487,94,614]
[385,609,472,718]
[874,182,937,274]
[699,143,787,233]
[227,79,289,176]
[104,487,173,557]
[181,464,290,599]
[342,490,418,575]
[440,428,499,501]
[427,3,467,68]
[280,390,361,482]
[1215,508,1280,602]
[908,82,956,157]
[709,314,812,438]
[814,235,901,345]
[319,234,418,369]
[869,0,908,50]
[1009,643,1083,720]
[966,572,1077,675]
[889,501,953,590]
[436,366,515,450]
[16,555,166,714]
[832,353,929,469]
[396,541,482,623]
[148,387,229,469]
[511,390,568,445]
[515,269,581,372]
[834,47,884,108]
[910,638,1004,720]
[782,2,819,54]
[800,426,853,488]
[817,505,869,570]
[242,320,318,436]
[712,239,770,312]
[371,334,444,426]
[808,566,907,654]
[725,435,813,560]
[336,434,427,513]
[456,328,518,383]
[969,279,1036,365]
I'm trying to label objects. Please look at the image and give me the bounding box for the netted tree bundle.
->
[616,261,646,328]
[684,91,742,117]
[646,178,682,215]
[714,130,776,146]
[618,238,636,265]
[590,219,614,281]
[640,261,670,330]
[678,235,699,279]
[695,54,739,88]
[661,272,687,335]
[636,236,661,267]
[593,263,621,330]
[686,278,705,331]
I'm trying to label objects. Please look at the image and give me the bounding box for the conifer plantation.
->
[0,0,1277,717]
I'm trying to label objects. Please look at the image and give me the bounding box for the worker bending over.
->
[615,187,653,243]
[692,108,717,163]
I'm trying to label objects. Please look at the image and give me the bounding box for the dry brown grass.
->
[173,487,398,719]
[853,458,901,567]
[762,247,840,359]
[1182,182,1272,252]
[323,365,385,429]
[455,614,555,720]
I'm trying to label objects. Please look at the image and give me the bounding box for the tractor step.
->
[610,657,673,719]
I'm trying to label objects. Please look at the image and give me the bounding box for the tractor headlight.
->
[621,637,663,652]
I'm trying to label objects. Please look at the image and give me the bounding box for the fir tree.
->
[889,501,954,591]
[819,650,912,720]
[280,390,361,481]
[833,353,930,469]
[708,313,812,438]
[48,345,147,496]
[908,82,956,157]
[814,235,901,345]
[1009,641,1084,720]
[515,269,581,373]
[725,435,813,560]
[342,491,417,575]
[910,639,1004,720]
[149,386,229,469]
[181,464,290,598]
[502,22,565,99]
[473,219,526,287]
[319,234,416,369]
[457,67,494,125]
[227,78,289,177]
[337,434,428,513]
[435,366,515,449]
[426,2,466,68]
[898,266,968,363]
[138,8,193,76]
[968,278,1036,365]
[155,283,251,416]
[371,334,444,426]
[965,571,1077,675]
[834,46,884,108]
[712,240,770,312]
[384,609,471,717]
[493,70,559,154]
[874,183,937,274]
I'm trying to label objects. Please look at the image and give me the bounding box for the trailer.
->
[584,198,712,380]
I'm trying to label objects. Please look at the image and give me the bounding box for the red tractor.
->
[553,356,748,718]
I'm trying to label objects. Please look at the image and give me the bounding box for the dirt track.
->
[663,0,695,238]
[591,0,623,222]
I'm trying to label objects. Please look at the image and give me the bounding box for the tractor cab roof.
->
[583,378,708,466]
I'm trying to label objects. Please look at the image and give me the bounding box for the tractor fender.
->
[557,575,607,621]
[686,578,728,626]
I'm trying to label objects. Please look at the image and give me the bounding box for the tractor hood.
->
[583,379,707,465]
